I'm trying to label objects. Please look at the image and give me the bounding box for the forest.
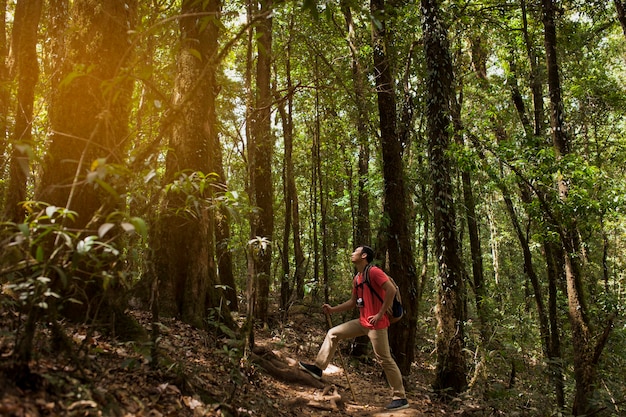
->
[1,0,625,416]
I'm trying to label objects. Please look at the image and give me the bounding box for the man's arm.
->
[367,279,396,325]
[323,291,357,314]
[379,280,396,314]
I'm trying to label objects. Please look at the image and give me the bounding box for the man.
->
[299,245,409,411]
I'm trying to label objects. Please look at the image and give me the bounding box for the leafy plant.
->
[0,202,146,379]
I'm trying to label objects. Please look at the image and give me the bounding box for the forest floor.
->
[1,305,512,417]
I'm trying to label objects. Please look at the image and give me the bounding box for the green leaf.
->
[18,223,30,236]
[95,178,120,201]
[129,217,148,239]
[36,245,44,262]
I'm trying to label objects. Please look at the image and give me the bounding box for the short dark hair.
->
[360,245,374,263]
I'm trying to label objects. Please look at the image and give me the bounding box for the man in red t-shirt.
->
[299,246,409,411]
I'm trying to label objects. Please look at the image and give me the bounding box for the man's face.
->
[351,247,365,263]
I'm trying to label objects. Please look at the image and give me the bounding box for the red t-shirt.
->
[352,265,390,329]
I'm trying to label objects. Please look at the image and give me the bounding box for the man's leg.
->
[368,328,406,400]
[314,318,364,370]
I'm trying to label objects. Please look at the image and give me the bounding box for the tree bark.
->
[509,8,565,405]
[251,0,274,324]
[614,0,626,37]
[37,0,136,229]
[155,0,222,327]
[341,0,371,247]
[371,0,418,374]
[450,83,486,342]
[542,0,611,413]
[3,0,42,222]
[341,1,372,356]
[0,0,10,185]
[276,22,304,307]
[421,0,467,394]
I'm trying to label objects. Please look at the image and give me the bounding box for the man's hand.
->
[322,303,333,314]
[367,312,383,325]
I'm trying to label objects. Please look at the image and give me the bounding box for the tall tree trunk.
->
[313,66,330,304]
[450,82,487,342]
[278,60,293,311]
[155,0,222,327]
[371,0,418,374]
[508,58,566,410]
[520,0,546,138]
[31,0,137,339]
[251,0,274,324]
[0,0,9,184]
[421,0,467,394]
[3,0,42,222]
[203,0,235,316]
[244,0,257,347]
[341,0,371,247]
[542,1,611,413]
[37,0,136,228]
[511,7,565,405]
[275,18,304,308]
[341,0,372,356]
[286,57,306,304]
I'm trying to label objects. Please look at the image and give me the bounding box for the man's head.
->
[352,245,374,264]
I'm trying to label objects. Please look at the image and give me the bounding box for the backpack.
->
[362,265,404,324]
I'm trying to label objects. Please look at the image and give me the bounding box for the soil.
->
[0,306,488,416]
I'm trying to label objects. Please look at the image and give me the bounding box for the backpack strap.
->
[363,264,384,303]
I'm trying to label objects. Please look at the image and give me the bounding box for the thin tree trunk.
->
[313,65,330,304]
[341,0,371,247]
[542,0,611,413]
[340,1,373,357]
[0,0,9,180]
[520,0,546,138]
[277,54,294,311]
[244,0,257,348]
[508,56,566,409]
[450,83,487,341]
[252,0,274,324]
[509,8,566,405]
[275,19,304,307]
[544,240,565,408]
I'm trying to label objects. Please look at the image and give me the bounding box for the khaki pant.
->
[314,318,406,399]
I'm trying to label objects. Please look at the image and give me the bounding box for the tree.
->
[421,0,467,394]
[341,0,371,247]
[0,0,10,199]
[3,0,42,222]
[153,0,224,327]
[370,0,419,374]
[274,12,306,307]
[541,0,614,413]
[507,4,565,403]
[251,0,274,324]
[34,0,137,331]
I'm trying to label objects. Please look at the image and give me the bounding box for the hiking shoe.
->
[385,398,409,410]
[298,361,322,380]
